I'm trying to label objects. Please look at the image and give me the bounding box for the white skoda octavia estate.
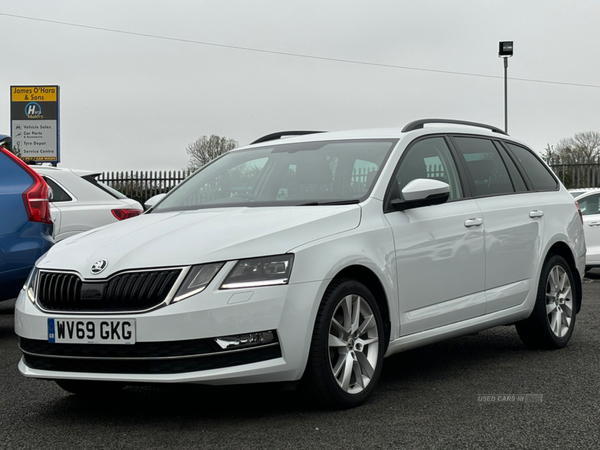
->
[15,119,586,408]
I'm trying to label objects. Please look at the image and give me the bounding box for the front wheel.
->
[516,254,577,349]
[303,279,385,409]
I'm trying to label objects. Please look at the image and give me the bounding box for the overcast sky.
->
[2,0,599,172]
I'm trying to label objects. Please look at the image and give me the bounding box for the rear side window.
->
[453,137,514,197]
[494,142,528,192]
[505,143,558,191]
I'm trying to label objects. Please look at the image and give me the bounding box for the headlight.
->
[221,254,294,289]
[23,266,39,303]
[173,262,224,302]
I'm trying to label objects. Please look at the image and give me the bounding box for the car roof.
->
[575,188,600,199]
[32,165,101,178]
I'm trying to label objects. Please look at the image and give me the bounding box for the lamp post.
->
[498,41,513,133]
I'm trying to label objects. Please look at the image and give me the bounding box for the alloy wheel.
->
[545,265,573,338]
[328,294,380,394]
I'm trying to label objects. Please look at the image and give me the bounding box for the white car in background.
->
[33,166,143,241]
[575,190,600,271]
[568,188,590,198]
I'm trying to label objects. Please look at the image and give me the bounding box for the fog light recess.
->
[214,331,276,350]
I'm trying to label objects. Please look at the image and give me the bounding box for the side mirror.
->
[144,193,167,210]
[391,178,450,211]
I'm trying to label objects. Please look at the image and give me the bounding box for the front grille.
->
[37,269,182,312]
[19,337,282,375]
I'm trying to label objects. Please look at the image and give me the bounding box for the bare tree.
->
[541,143,555,162]
[186,135,238,170]
[551,131,600,164]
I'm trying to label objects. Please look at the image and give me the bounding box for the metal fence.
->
[546,160,600,189]
[98,170,193,204]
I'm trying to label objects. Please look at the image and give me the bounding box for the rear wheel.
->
[303,279,385,409]
[516,255,577,349]
[55,379,125,396]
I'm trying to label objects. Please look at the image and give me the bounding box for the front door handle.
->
[529,210,544,219]
[464,218,483,227]
[588,221,600,227]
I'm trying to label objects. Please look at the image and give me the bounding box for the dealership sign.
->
[11,85,60,163]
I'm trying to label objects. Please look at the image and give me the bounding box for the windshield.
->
[153,138,397,212]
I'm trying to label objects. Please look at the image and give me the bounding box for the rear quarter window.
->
[43,177,72,202]
[505,143,558,191]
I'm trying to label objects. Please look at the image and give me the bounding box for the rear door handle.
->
[529,210,544,219]
[588,222,600,227]
[464,218,483,227]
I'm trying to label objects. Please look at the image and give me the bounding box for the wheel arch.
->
[546,241,582,313]
[330,265,392,349]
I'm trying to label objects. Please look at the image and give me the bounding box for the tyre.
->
[516,254,577,349]
[55,379,125,396]
[303,279,385,409]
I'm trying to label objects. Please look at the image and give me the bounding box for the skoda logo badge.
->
[91,260,108,275]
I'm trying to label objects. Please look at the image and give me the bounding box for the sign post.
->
[10,85,60,164]
[498,42,513,134]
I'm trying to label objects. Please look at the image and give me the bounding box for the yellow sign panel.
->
[11,86,58,102]
[23,156,57,161]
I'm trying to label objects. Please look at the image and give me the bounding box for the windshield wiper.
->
[296,199,360,206]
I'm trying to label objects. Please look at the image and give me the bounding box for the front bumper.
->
[15,277,325,385]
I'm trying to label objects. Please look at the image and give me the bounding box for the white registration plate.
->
[47,318,136,344]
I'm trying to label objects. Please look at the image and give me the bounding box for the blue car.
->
[0,139,53,301]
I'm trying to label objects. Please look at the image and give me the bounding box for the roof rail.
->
[250,130,325,145]
[402,119,507,135]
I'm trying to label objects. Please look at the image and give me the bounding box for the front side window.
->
[453,137,515,197]
[389,137,463,202]
[152,139,396,212]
